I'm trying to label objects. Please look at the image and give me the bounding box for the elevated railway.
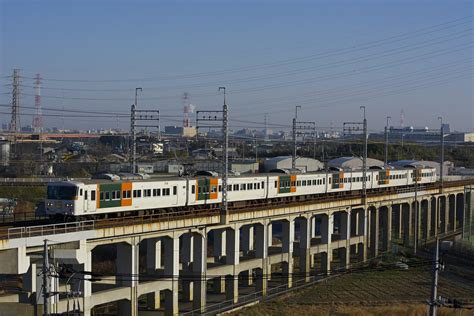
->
[0,178,472,316]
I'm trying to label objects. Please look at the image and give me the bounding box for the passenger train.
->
[45,166,437,218]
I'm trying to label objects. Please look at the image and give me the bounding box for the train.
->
[45,166,437,219]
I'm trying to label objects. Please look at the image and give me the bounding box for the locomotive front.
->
[45,181,81,216]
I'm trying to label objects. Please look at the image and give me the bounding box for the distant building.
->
[164,126,183,135]
[445,132,474,143]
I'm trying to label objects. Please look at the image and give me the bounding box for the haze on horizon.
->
[0,0,473,133]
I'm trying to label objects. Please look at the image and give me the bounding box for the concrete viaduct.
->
[0,180,472,315]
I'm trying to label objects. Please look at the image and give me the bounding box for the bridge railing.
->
[0,177,65,183]
[6,220,95,239]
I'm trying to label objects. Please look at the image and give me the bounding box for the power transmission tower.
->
[129,105,160,173]
[10,69,21,133]
[196,87,229,224]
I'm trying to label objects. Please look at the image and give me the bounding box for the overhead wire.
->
[10,15,472,83]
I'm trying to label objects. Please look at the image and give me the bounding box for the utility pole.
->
[414,169,419,254]
[292,106,301,169]
[253,132,258,163]
[264,113,268,141]
[429,238,440,316]
[438,117,444,192]
[343,106,368,201]
[220,87,228,225]
[196,87,229,224]
[384,116,391,166]
[362,106,368,200]
[130,88,142,173]
[42,239,50,316]
[130,104,137,173]
[129,100,159,173]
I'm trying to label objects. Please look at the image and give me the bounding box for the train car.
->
[45,166,437,218]
[266,171,328,199]
[46,177,188,217]
[187,174,268,207]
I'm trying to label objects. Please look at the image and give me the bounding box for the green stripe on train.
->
[99,183,122,208]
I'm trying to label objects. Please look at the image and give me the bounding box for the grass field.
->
[233,265,474,316]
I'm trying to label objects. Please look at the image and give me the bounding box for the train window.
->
[234,184,239,191]
[257,183,260,189]
[323,178,326,184]
[117,191,121,199]
[173,186,177,195]
[241,184,246,190]
[100,192,104,200]
[105,192,110,200]
[227,185,231,191]
[91,191,96,201]
[219,185,222,192]
[262,181,265,189]
[80,189,83,196]
[274,181,277,188]
[164,188,170,196]
[247,183,252,190]
[85,191,88,200]
[297,181,301,186]
[157,189,161,196]
[112,191,116,199]
[191,186,195,194]
[211,186,217,193]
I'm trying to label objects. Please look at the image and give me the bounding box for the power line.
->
[11,15,472,83]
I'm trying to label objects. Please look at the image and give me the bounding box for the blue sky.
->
[1,0,472,132]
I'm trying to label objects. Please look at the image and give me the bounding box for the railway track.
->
[0,179,471,240]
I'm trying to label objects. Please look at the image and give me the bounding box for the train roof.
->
[47,165,435,186]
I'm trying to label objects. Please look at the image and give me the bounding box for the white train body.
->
[45,167,437,217]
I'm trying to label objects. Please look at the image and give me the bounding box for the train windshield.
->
[47,185,78,200]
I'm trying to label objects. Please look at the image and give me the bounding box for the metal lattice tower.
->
[32,74,43,133]
[10,69,21,132]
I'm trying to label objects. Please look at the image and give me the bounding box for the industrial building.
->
[263,156,323,172]
[327,156,384,170]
